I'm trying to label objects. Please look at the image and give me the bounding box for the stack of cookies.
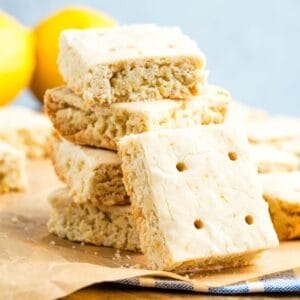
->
[228,102,300,241]
[0,141,27,193]
[0,106,52,194]
[45,24,278,272]
[226,102,300,240]
[247,115,300,240]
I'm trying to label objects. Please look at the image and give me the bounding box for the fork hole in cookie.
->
[176,162,187,172]
[228,151,238,161]
[245,215,254,225]
[194,219,204,229]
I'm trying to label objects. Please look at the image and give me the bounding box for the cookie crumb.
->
[49,240,56,245]
[129,264,141,269]
[80,242,85,246]
[114,249,121,260]
[11,216,19,224]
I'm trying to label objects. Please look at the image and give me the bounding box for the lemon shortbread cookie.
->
[248,117,300,143]
[58,25,206,105]
[260,172,300,240]
[118,126,278,272]
[0,141,27,193]
[275,140,300,157]
[51,134,128,206]
[48,188,140,251]
[0,107,52,159]
[250,144,300,173]
[45,85,229,150]
[226,101,268,125]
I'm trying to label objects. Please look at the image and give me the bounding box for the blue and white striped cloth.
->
[116,268,300,294]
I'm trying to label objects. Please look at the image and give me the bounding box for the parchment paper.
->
[0,160,300,300]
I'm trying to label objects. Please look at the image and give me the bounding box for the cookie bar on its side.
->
[51,133,128,206]
[0,141,27,193]
[260,172,300,240]
[250,144,300,173]
[225,101,268,125]
[45,85,230,150]
[58,25,206,105]
[275,140,300,157]
[0,107,52,159]
[48,188,140,251]
[248,117,300,144]
[118,126,278,272]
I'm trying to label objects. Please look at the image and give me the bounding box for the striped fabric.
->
[115,268,300,294]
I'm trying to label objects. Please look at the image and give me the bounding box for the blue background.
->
[1,0,299,116]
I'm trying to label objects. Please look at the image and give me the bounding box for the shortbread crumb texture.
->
[0,107,52,159]
[0,141,27,193]
[260,172,300,240]
[45,85,229,150]
[58,25,206,104]
[118,126,278,272]
[48,188,140,251]
[51,133,128,206]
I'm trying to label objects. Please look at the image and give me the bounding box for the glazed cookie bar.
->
[51,133,128,206]
[0,141,27,193]
[250,144,300,173]
[0,106,52,159]
[275,140,300,157]
[248,117,300,143]
[58,24,206,104]
[45,85,230,150]
[48,188,140,251]
[225,101,268,125]
[260,172,300,240]
[118,126,278,272]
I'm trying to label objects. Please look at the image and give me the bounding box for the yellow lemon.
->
[31,6,117,102]
[0,11,35,106]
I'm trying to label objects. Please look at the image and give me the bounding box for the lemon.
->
[0,11,35,106]
[30,6,117,102]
